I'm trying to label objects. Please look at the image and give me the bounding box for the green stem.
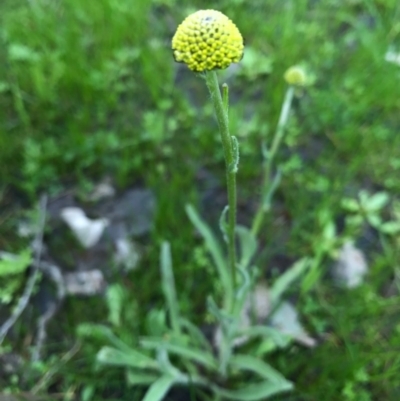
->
[251,85,294,236]
[205,71,237,298]
[268,85,295,169]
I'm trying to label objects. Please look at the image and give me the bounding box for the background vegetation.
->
[1,0,400,400]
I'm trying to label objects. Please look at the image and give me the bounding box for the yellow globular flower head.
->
[172,10,244,72]
[284,65,307,86]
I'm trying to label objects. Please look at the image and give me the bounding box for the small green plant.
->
[342,190,400,236]
[77,9,316,401]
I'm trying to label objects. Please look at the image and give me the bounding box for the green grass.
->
[1,0,400,399]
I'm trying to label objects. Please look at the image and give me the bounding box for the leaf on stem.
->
[219,205,229,244]
[230,136,239,173]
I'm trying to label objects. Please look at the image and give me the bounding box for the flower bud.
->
[284,65,307,86]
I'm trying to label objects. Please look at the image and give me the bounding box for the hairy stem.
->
[205,71,237,303]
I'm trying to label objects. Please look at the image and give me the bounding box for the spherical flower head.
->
[172,10,244,72]
[284,65,307,86]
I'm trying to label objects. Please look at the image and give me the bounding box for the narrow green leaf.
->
[236,225,257,270]
[97,346,158,370]
[235,266,252,307]
[77,324,133,353]
[186,204,231,301]
[212,380,293,401]
[126,370,159,386]
[262,169,282,211]
[270,258,310,306]
[238,325,290,349]
[301,256,322,293]
[207,296,233,327]
[142,375,175,401]
[156,347,186,379]
[179,318,213,353]
[230,354,289,383]
[141,338,218,371]
[160,242,180,336]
